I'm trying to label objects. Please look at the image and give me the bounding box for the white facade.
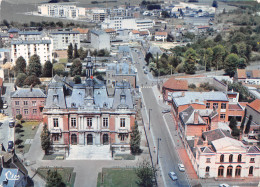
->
[91,30,110,51]
[49,31,80,50]
[191,137,260,179]
[155,34,167,42]
[18,31,43,41]
[38,3,85,19]
[87,9,107,22]
[101,17,154,30]
[11,37,53,65]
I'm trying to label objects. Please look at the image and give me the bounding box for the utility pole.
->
[149,109,152,130]
[157,138,161,165]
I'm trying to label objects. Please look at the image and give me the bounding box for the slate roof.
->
[200,147,214,153]
[179,106,206,125]
[8,28,20,33]
[91,30,106,36]
[11,88,46,98]
[50,30,80,35]
[148,46,163,55]
[171,91,228,107]
[11,40,51,45]
[112,86,134,109]
[163,78,188,91]
[202,129,233,144]
[18,31,42,35]
[247,146,260,154]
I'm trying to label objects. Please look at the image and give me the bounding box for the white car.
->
[3,103,8,109]
[178,164,185,172]
[168,172,178,181]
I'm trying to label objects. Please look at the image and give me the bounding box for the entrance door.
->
[103,134,109,145]
[87,134,93,145]
[71,134,77,145]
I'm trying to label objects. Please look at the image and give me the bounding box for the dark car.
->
[8,141,14,153]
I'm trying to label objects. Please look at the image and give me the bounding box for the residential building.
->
[38,3,85,19]
[91,30,110,51]
[18,31,43,41]
[155,32,168,42]
[87,8,107,22]
[106,63,136,88]
[0,48,10,63]
[10,38,53,65]
[235,69,260,85]
[184,129,260,178]
[43,76,136,153]
[244,99,260,132]
[101,17,154,31]
[72,28,90,42]
[162,78,188,102]
[49,30,80,50]
[104,28,117,41]
[170,91,244,123]
[8,28,20,39]
[11,88,46,120]
[0,147,28,187]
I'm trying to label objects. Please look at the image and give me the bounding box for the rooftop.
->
[18,31,42,35]
[236,69,246,79]
[155,32,167,36]
[202,129,233,144]
[50,30,80,35]
[163,78,188,91]
[11,88,46,98]
[247,99,260,113]
[11,40,51,45]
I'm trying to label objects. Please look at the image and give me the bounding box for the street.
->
[132,49,190,187]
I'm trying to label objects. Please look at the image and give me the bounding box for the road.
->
[132,49,190,187]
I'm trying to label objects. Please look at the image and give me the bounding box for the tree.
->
[145,52,153,65]
[15,73,27,87]
[183,48,197,74]
[24,75,41,86]
[46,169,63,187]
[42,61,53,77]
[14,56,26,75]
[238,58,247,69]
[74,44,79,59]
[130,122,141,154]
[224,53,239,77]
[70,59,82,76]
[27,55,42,77]
[212,0,218,8]
[67,43,73,60]
[229,117,239,137]
[240,109,247,132]
[212,45,225,70]
[53,63,65,76]
[78,47,86,60]
[230,44,238,54]
[161,11,170,18]
[73,75,81,84]
[214,34,222,42]
[205,48,213,71]
[41,123,51,154]
[136,160,156,187]
[245,115,252,134]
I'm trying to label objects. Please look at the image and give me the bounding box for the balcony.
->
[50,128,61,134]
[118,128,129,133]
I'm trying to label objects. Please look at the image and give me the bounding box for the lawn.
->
[37,167,76,187]
[97,168,138,187]
[15,121,40,154]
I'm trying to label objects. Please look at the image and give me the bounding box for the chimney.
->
[194,111,199,124]
[30,85,33,92]
[194,136,199,147]
[181,92,185,97]
[203,136,208,146]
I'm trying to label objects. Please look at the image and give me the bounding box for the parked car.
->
[162,109,171,113]
[9,119,15,128]
[168,172,178,181]
[7,141,14,153]
[3,103,8,109]
[219,184,230,187]
[178,164,185,172]
[144,70,148,74]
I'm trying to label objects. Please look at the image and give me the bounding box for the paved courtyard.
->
[66,145,112,160]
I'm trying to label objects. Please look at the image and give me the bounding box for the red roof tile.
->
[163,78,188,91]
[237,69,246,79]
[131,30,140,34]
[155,32,167,36]
[252,70,260,78]
[104,28,116,33]
[247,99,260,113]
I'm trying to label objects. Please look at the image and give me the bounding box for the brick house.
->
[184,129,260,179]
[43,76,136,153]
[11,88,46,120]
[170,92,245,124]
[162,78,188,102]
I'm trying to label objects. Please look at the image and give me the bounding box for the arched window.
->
[227,166,233,177]
[206,166,210,172]
[229,154,233,163]
[220,154,224,162]
[71,134,77,145]
[235,166,241,177]
[249,166,254,176]
[218,166,224,177]
[238,154,242,163]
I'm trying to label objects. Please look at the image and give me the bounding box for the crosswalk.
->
[140,86,153,89]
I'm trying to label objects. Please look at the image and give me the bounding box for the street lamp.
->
[157,138,161,165]
[149,109,152,130]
